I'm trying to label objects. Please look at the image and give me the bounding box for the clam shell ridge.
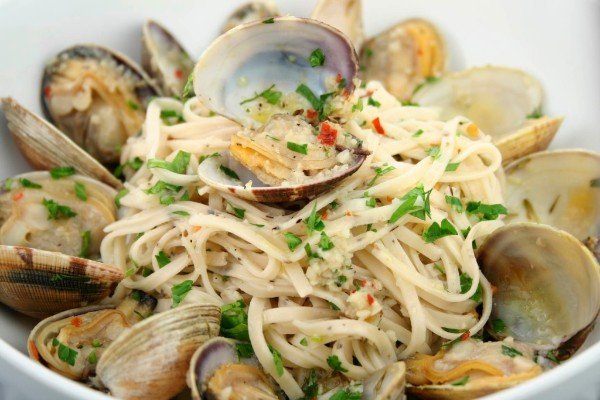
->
[0,246,123,319]
[97,303,221,400]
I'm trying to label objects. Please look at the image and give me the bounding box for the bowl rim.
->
[1,332,599,399]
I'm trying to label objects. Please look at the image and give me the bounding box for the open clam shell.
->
[198,147,366,203]
[188,337,279,400]
[41,44,160,165]
[142,20,194,97]
[221,1,280,34]
[406,340,541,400]
[412,66,562,164]
[28,292,156,381]
[97,303,221,400]
[360,18,446,101]
[504,149,600,241]
[1,171,117,257]
[0,245,123,319]
[1,97,122,188]
[311,0,364,51]
[192,16,358,128]
[478,223,600,354]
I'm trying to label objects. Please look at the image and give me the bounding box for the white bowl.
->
[0,0,599,399]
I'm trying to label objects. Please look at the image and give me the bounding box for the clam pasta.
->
[101,81,504,398]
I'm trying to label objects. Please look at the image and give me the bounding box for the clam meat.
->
[41,45,160,165]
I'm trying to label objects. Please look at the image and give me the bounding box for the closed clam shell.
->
[97,303,221,400]
[221,1,280,34]
[311,0,364,50]
[1,97,122,189]
[0,245,123,319]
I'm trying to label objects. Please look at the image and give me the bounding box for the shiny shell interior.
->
[193,16,358,127]
[142,20,194,97]
[505,150,600,241]
[2,97,123,188]
[41,45,160,165]
[360,18,446,101]
[478,223,600,350]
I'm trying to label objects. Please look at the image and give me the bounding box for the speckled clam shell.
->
[0,246,123,319]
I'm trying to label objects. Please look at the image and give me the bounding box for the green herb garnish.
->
[502,345,523,358]
[352,98,363,112]
[445,195,463,212]
[466,201,508,220]
[263,17,275,24]
[422,219,458,243]
[227,202,246,219]
[367,165,395,187]
[199,152,221,163]
[50,166,76,179]
[79,230,91,258]
[491,318,506,334]
[318,231,334,251]
[425,146,441,159]
[73,182,87,201]
[445,162,460,172]
[240,84,282,105]
[171,280,193,307]
[42,198,77,220]
[236,343,254,358]
[309,48,326,67]
[148,151,191,174]
[87,350,98,364]
[55,341,78,366]
[19,178,42,189]
[327,355,348,372]
[451,376,469,386]
[221,300,250,341]
[284,232,302,251]
[219,165,240,181]
[367,97,381,107]
[413,129,424,137]
[155,251,171,268]
[287,141,308,155]
[459,273,483,303]
[126,100,140,110]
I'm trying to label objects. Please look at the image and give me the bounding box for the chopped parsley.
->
[220,300,250,341]
[491,318,506,334]
[266,134,280,142]
[287,141,308,155]
[181,73,195,100]
[445,195,463,213]
[442,327,467,333]
[236,342,254,358]
[304,202,325,235]
[74,182,87,201]
[451,375,469,386]
[329,389,362,400]
[160,110,185,123]
[412,76,440,95]
[91,339,102,348]
[425,146,442,159]
[526,106,543,119]
[3,178,13,190]
[352,98,364,112]
[309,48,326,67]
[546,350,560,364]
[590,178,600,188]
[144,181,183,206]
[329,301,341,311]
[155,251,171,268]
[284,232,302,251]
[114,157,144,178]
[304,243,323,260]
[327,355,348,372]
[301,369,319,399]
[79,230,91,258]
[433,263,445,275]
[502,345,523,358]
[367,165,395,187]
[445,162,460,172]
[227,202,246,219]
[240,84,282,105]
[87,350,98,364]
[172,210,190,217]
[269,345,284,376]
[295,83,334,120]
[300,338,309,346]
[422,219,458,243]
[219,165,241,181]
[50,166,76,179]
[262,17,275,23]
[199,152,221,163]
[318,231,335,251]
[171,280,193,307]
[147,151,191,174]
[459,273,483,303]
[126,99,140,110]
[55,340,78,366]
[365,193,377,208]
[19,178,42,189]
[388,185,432,223]
[115,189,129,207]
[42,198,77,220]
[466,201,508,220]
[364,48,374,58]
[367,97,381,107]
[412,129,424,137]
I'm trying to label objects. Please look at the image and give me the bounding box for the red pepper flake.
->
[28,340,39,361]
[345,211,353,217]
[372,117,385,135]
[320,209,329,220]
[12,192,23,201]
[367,294,375,305]
[71,316,82,327]
[360,280,367,288]
[306,109,317,120]
[174,68,183,79]
[335,73,343,83]
[460,331,471,341]
[317,122,338,146]
[491,285,498,295]
[43,86,52,98]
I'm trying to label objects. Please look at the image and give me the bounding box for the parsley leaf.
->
[491,318,506,334]
[352,98,363,112]
[305,202,325,235]
[388,185,432,223]
[181,73,195,100]
[115,189,129,207]
[171,280,193,307]
[459,273,483,303]
[219,165,241,181]
[287,141,308,155]
[367,97,381,107]
[327,355,348,372]
[19,178,42,189]
[240,84,282,105]
[466,201,508,220]
[199,152,221,163]
[148,151,191,174]
[301,369,319,399]
[74,182,87,201]
[304,243,323,260]
[227,202,246,219]
[269,345,284,376]
[422,219,458,243]
[367,165,395,187]
[56,341,78,366]
[284,232,302,251]
[42,198,77,220]
[425,146,442,159]
[126,99,140,110]
[413,129,424,137]
[502,345,523,358]
[526,106,543,119]
[329,389,362,400]
[263,17,275,24]
[445,195,463,213]
[451,375,469,386]
[309,48,326,67]
[445,162,460,172]
[236,342,254,358]
[155,251,171,268]
[318,231,334,251]
[50,166,76,179]
[221,300,250,341]
[591,178,600,188]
